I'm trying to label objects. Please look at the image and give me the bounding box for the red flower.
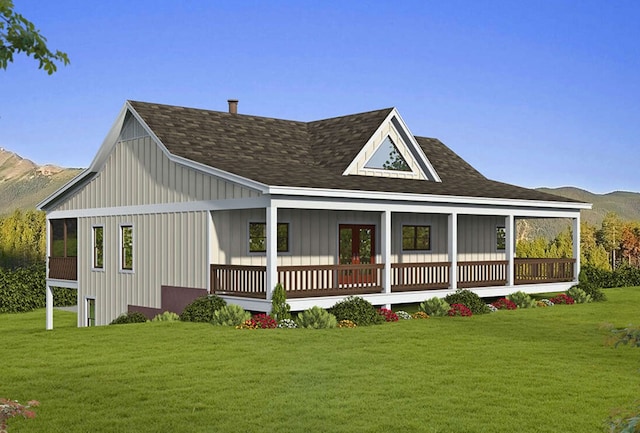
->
[492,298,517,310]
[251,313,278,329]
[448,303,472,317]
[377,308,399,322]
[549,294,575,305]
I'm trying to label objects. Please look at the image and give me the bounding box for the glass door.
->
[338,225,376,284]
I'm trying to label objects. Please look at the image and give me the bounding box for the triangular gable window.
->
[364,136,411,172]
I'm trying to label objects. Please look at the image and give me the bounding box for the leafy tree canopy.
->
[0,0,69,74]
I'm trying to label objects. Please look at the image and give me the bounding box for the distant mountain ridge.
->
[0,148,82,214]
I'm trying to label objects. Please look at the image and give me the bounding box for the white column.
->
[265,204,278,301]
[448,213,458,291]
[573,215,581,282]
[381,210,392,294]
[505,215,515,286]
[46,284,53,330]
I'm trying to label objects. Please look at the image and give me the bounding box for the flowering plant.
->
[486,303,498,312]
[491,298,517,310]
[338,319,357,328]
[395,310,412,320]
[251,313,277,329]
[412,311,429,319]
[277,318,297,328]
[1,399,39,433]
[236,319,257,330]
[377,308,399,322]
[549,294,574,305]
[448,303,472,317]
[537,299,554,307]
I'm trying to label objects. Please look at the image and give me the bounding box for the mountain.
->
[0,148,83,214]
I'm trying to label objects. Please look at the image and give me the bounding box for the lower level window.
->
[402,225,431,251]
[87,298,96,327]
[249,222,289,252]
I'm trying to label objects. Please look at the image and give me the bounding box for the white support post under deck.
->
[266,204,278,301]
[381,210,391,296]
[573,215,581,282]
[506,215,515,286]
[46,284,53,330]
[448,213,458,291]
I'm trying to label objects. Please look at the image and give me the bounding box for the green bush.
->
[419,297,450,317]
[296,306,337,329]
[566,286,591,304]
[212,304,251,326]
[329,296,385,326]
[506,291,536,308]
[110,311,148,325]
[577,281,607,302]
[270,283,291,322]
[444,289,490,315]
[151,311,180,322]
[180,295,227,323]
[0,264,75,313]
[581,264,640,289]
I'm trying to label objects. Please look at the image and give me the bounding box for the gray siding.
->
[77,211,209,326]
[457,215,507,261]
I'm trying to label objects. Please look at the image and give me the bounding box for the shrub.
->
[576,282,606,302]
[151,311,180,322]
[338,319,357,328]
[419,297,450,317]
[396,310,412,320]
[270,283,291,322]
[606,404,640,433]
[445,289,490,315]
[211,304,251,326]
[329,296,385,326]
[566,286,591,304]
[377,308,398,322]
[297,306,337,329]
[536,299,553,307]
[110,311,148,325]
[447,303,472,317]
[549,293,574,305]
[277,318,297,329]
[412,311,429,319]
[507,291,536,308]
[252,313,278,329]
[179,295,226,323]
[492,298,517,310]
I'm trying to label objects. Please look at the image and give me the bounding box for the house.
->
[38,100,591,328]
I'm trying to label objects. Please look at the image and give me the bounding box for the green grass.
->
[2,288,639,432]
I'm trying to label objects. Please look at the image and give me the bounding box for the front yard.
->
[2,288,639,432]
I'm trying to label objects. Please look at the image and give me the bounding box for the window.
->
[120,225,133,271]
[86,298,96,327]
[402,225,430,251]
[249,223,289,253]
[365,136,411,172]
[93,226,104,269]
[496,226,506,250]
[50,218,77,257]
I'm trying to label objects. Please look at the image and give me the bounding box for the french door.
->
[338,224,376,284]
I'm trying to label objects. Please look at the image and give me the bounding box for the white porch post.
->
[505,215,515,286]
[573,215,581,282]
[265,203,278,301]
[381,210,392,295]
[46,284,53,330]
[448,213,458,291]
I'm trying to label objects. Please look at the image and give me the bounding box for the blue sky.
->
[2,1,639,194]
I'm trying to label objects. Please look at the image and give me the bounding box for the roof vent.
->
[227,99,238,114]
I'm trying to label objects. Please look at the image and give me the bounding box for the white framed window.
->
[92,226,104,270]
[248,222,289,253]
[120,224,134,272]
[86,298,96,327]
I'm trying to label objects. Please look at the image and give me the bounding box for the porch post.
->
[505,215,515,286]
[573,215,580,282]
[448,213,458,291]
[265,204,278,301]
[46,284,53,330]
[381,210,391,295]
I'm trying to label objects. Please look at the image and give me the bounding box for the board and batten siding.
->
[55,124,260,212]
[76,211,209,326]
[457,215,507,261]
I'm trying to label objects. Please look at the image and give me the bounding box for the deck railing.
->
[48,257,77,280]
[210,258,576,299]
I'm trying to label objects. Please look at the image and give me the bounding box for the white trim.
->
[505,216,515,286]
[265,205,278,300]
[119,223,135,273]
[448,213,458,291]
[381,211,391,294]
[46,285,53,330]
[45,279,79,289]
[391,111,442,182]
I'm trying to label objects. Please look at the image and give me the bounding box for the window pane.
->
[93,227,104,269]
[416,226,430,250]
[365,136,411,171]
[66,219,78,257]
[249,223,266,252]
[496,227,506,250]
[277,223,289,252]
[87,299,96,327]
[51,220,65,257]
[121,226,133,270]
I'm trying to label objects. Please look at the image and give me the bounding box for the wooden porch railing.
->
[514,258,575,284]
[458,260,508,288]
[210,258,576,299]
[391,262,450,291]
[48,257,77,280]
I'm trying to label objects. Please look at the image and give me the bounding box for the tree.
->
[0,0,69,74]
[597,212,623,269]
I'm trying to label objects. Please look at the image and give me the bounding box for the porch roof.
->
[128,101,582,204]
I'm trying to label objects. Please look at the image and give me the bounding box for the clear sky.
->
[2,1,639,194]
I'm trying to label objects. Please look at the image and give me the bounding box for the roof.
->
[127,101,581,204]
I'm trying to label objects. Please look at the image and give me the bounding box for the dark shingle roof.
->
[128,101,580,204]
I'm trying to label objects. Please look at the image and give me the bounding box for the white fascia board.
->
[46,196,270,219]
[391,109,442,182]
[267,185,592,211]
[37,169,96,210]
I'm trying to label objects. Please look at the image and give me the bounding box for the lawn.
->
[2,288,639,433]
